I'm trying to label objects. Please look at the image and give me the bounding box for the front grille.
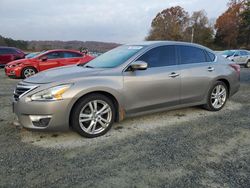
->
[13,84,37,101]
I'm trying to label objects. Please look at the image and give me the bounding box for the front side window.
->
[44,52,64,59]
[137,45,176,68]
[178,46,207,64]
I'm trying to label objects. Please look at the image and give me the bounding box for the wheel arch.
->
[69,90,122,129]
[217,78,230,96]
[21,66,38,78]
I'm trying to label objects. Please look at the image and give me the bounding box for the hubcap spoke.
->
[79,100,112,135]
[211,84,227,109]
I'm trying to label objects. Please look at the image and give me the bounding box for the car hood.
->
[24,65,104,84]
[6,59,26,65]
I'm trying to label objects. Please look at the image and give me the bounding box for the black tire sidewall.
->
[206,81,228,111]
[71,94,115,138]
[246,61,250,68]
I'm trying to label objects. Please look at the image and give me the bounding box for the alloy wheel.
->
[78,100,112,135]
[23,68,36,78]
[210,84,227,109]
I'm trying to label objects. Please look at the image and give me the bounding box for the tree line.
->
[146,0,250,50]
[0,35,119,53]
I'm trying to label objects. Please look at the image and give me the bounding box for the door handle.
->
[169,72,180,78]
[208,67,215,72]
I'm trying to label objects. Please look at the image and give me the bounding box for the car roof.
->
[45,49,82,53]
[126,41,214,53]
[0,46,20,50]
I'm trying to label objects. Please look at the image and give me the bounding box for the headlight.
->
[30,84,72,101]
[10,63,22,68]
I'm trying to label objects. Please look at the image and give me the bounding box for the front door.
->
[123,45,181,115]
[38,51,64,71]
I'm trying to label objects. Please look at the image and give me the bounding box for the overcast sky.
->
[0,0,229,43]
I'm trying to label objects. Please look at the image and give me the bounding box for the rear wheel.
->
[21,67,37,78]
[204,81,228,111]
[245,60,250,68]
[71,94,115,138]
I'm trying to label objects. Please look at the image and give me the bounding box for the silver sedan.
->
[13,41,240,138]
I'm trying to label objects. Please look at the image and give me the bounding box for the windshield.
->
[222,50,235,57]
[25,51,43,59]
[83,45,145,68]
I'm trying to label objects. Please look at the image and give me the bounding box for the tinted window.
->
[137,46,176,68]
[178,46,207,64]
[45,52,64,59]
[63,52,83,58]
[206,51,216,61]
[240,51,248,56]
[0,48,18,54]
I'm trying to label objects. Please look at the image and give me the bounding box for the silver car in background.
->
[222,50,250,68]
[13,41,240,138]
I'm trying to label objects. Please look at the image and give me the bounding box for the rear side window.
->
[240,51,248,56]
[63,52,83,58]
[137,45,176,68]
[178,46,207,64]
[206,51,216,61]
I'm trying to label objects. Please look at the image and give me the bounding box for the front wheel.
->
[21,67,37,78]
[204,81,228,111]
[71,94,115,138]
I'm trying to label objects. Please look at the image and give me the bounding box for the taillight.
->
[230,64,240,77]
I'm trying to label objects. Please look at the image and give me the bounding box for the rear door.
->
[38,51,64,71]
[60,52,83,66]
[123,45,181,114]
[177,45,216,104]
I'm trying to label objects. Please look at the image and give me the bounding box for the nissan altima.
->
[13,41,240,138]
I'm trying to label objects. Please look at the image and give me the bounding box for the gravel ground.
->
[0,68,249,188]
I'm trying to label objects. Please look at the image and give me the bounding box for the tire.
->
[204,81,228,111]
[245,60,250,68]
[70,94,115,138]
[21,67,37,79]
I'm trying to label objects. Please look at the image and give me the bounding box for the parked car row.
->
[1,48,94,78]
[220,49,250,68]
[12,41,240,138]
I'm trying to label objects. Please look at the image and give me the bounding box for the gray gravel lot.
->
[0,68,250,188]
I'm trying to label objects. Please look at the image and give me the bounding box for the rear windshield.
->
[84,45,145,68]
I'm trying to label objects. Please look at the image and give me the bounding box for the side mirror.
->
[234,54,239,57]
[129,61,148,71]
[41,56,48,62]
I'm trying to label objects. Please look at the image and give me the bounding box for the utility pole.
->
[191,27,194,43]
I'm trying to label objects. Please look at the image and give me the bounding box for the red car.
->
[5,49,94,78]
[0,47,25,68]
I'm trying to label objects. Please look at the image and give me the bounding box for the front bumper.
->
[5,66,21,78]
[13,98,72,131]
